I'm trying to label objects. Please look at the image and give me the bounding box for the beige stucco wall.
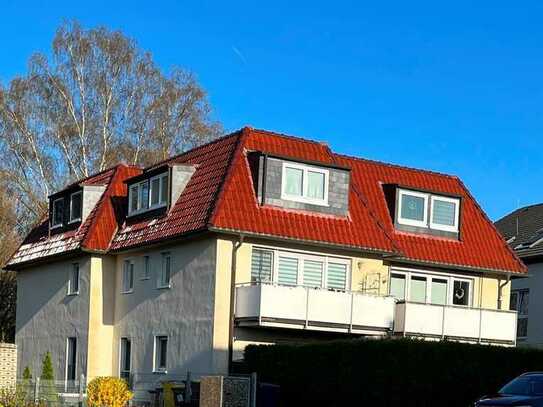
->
[87,255,116,380]
[475,274,511,310]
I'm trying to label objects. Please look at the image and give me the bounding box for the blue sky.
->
[1,1,542,220]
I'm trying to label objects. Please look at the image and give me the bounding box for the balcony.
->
[235,283,395,335]
[394,301,517,345]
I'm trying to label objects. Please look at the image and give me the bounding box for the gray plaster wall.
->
[16,256,91,380]
[112,238,219,382]
[260,157,350,216]
[513,262,543,347]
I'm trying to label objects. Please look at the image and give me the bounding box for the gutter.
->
[497,273,511,310]
[228,233,244,373]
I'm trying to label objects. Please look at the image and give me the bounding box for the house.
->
[6,127,525,398]
[495,204,543,346]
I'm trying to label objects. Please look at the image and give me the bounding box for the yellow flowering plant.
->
[87,377,133,407]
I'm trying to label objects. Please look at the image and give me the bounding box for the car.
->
[475,372,543,406]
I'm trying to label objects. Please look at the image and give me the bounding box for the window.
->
[66,337,77,382]
[122,260,134,293]
[250,247,350,290]
[142,256,151,280]
[281,162,329,205]
[398,190,428,227]
[128,172,169,215]
[397,189,460,233]
[390,273,406,300]
[389,269,472,307]
[511,289,529,338]
[120,338,131,382]
[158,253,171,288]
[452,279,470,306]
[52,198,64,228]
[154,336,168,372]
[430,196,460,232]
[68,263,80,295]
[251,249,273,283]
[69,191,82,223]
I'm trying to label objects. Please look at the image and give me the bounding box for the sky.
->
[1,1,542,220]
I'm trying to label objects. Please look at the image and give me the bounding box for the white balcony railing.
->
[235,283,395,335]
[393,301,517,345]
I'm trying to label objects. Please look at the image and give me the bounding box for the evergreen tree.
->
[39,352,58,403]
[22,366,32,380]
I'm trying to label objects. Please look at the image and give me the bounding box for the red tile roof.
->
[8,127,526,274]
[7,164,141,267]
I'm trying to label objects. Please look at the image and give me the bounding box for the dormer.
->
[248,152,350,217]
[49,185,106,231]
[125,163,196,218]
[385,185,462,238]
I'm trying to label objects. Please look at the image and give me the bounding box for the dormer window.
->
[52,198,64,228]
[397,188,460,233]
[69,191,82,223]
[128,172,169,216]
[281,162,329,206]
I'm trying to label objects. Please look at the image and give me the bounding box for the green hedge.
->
[244,338,543,407]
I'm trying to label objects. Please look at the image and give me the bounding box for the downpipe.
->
[228,234,244,373]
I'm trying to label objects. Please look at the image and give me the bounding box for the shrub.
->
[38,352,57,403]
[87,377,133,407]
[244,338,543,407]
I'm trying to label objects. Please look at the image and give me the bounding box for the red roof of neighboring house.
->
[7,164,141,267]
[8,127,526,274]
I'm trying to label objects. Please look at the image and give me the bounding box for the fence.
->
[13,375,86,407]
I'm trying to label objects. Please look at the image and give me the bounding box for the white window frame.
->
[397,189,429,228]
[153,335,168,373]
[251,245,351,290]
[157,252,171,289]
[69,191,83,223]
[128,172,169,216]
[51,197,64,228]
[67,263,80,296]
[389,267,473,307]
[119,337,132,380]
[122,259,135,294]
[65,337,77,384]
[280,162,329,206]
[141,255,151,280]
[511,289,529,339]
[430,195,460,232]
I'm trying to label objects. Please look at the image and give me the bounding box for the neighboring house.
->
[6,127,525,398]
[496,204,543,346]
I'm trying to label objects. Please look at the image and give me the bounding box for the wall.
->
[87,255,116,380]
[513,261,543,347]
[0,343,16,388]
[112,238,219,385]
[16,256,91,380]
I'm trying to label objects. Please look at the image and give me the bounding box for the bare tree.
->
[0,20,221,236]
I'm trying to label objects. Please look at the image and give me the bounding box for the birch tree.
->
[0,20,221,236]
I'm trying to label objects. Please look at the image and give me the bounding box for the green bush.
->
[244,338,543,407]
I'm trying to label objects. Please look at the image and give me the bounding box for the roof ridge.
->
[248,127,330,148]
[334,152,459,180]
[145,131,242,171]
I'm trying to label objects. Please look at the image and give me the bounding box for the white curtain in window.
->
[432,200,456,226]
[390,274,406,300]
[284,167,303,196]
[431,278,447,305]
[307,171,325,200]
[278,256,298,285]
[410,276,427,303]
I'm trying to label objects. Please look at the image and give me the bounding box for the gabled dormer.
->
[384,185,462,238]
[248,152,350,217]
[49,184,106,231]
[125,163,196,218]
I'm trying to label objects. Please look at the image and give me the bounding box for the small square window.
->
[281,162,329,205]
[430,196,460,232]
[398,190,428,227]
[69,191,82,223]
[154,336,168,372]
[52,198,64,227]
